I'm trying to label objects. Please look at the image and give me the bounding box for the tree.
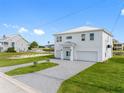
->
[29,41,39,49]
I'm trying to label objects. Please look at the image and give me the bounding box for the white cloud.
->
[33,29,45,36]
[85,21,92,25]
[18,27,28,33]
[3,24,19,29]
[11,25,19,29]
[121,9,124,15]
[3,24,10,28]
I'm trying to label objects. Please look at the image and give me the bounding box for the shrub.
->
[6,47,16,52]
[28,47,32,50]
[42,48,54,51]
[39,46,45,48]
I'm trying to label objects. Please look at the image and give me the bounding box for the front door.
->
[65,50,71,60]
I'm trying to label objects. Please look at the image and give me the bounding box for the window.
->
[60,36,62,42]
[4,42,8,45]
[66,51,71,56]
[12,42,15,47]
[56,37,59,42]
[0,42,3,45]
[81,34,85,41]
[66,36,72,39]
[90,33,94,40]
[56,36,62,42]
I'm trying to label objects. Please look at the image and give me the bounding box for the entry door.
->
[65,50,71,60]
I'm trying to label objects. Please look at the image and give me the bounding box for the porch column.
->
[61,48,64,60]
[70,46,74,61]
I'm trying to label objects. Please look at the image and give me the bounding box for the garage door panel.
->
[77,51,97,62]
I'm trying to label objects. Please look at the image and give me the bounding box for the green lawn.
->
[6,62,58,76]
[0,53,54,67]
[58,56,124,93]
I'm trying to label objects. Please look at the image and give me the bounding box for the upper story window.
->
[90,33,94,40]
[4,42,8,45]
[0,42,3,45]
[60,36,62,42]
[12,42,15,47]
[66,36,72,39]
[56,36,62,42]
[81,34,85,41]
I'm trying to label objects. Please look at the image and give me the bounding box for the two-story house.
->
[54,26,113,62]
[0,34,29,52]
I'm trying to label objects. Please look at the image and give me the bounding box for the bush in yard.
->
[42,48,54,52]
[6,47,16,52]
[39,45,45,48]
[28,46,32,50]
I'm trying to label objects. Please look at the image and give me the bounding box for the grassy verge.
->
[0,52,44,59]
[6,62,58,76]
[57,56,124,93]
[0,55,54,67]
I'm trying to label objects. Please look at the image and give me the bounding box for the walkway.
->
[0,60,46,73]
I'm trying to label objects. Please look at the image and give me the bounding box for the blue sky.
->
[0,0,124,45]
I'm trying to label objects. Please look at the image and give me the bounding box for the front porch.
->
[60,41,76,61]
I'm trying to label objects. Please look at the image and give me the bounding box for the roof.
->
[54,26,112,36]
[0,34,29,44]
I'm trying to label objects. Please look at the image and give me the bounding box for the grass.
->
[0,53,54,67]
[113,50,124,52]
[6,62,58,76]
[57,56,124,93]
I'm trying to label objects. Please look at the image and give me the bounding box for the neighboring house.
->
[113,39,124,51]
[44,44,54,48]
[0,34,29,52]
[54,26,113,62]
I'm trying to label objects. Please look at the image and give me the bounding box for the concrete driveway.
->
[0,72,39,93]
[14,59,95,93]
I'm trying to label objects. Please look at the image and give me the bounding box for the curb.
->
[0,72,41,93]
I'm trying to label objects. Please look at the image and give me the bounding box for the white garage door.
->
[76,51,97,62]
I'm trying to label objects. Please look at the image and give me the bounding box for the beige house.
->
[0,34,29,52]
[113,39,124,51]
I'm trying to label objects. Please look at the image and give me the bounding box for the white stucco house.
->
[54,26,113,62]
[0,34,29,52]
